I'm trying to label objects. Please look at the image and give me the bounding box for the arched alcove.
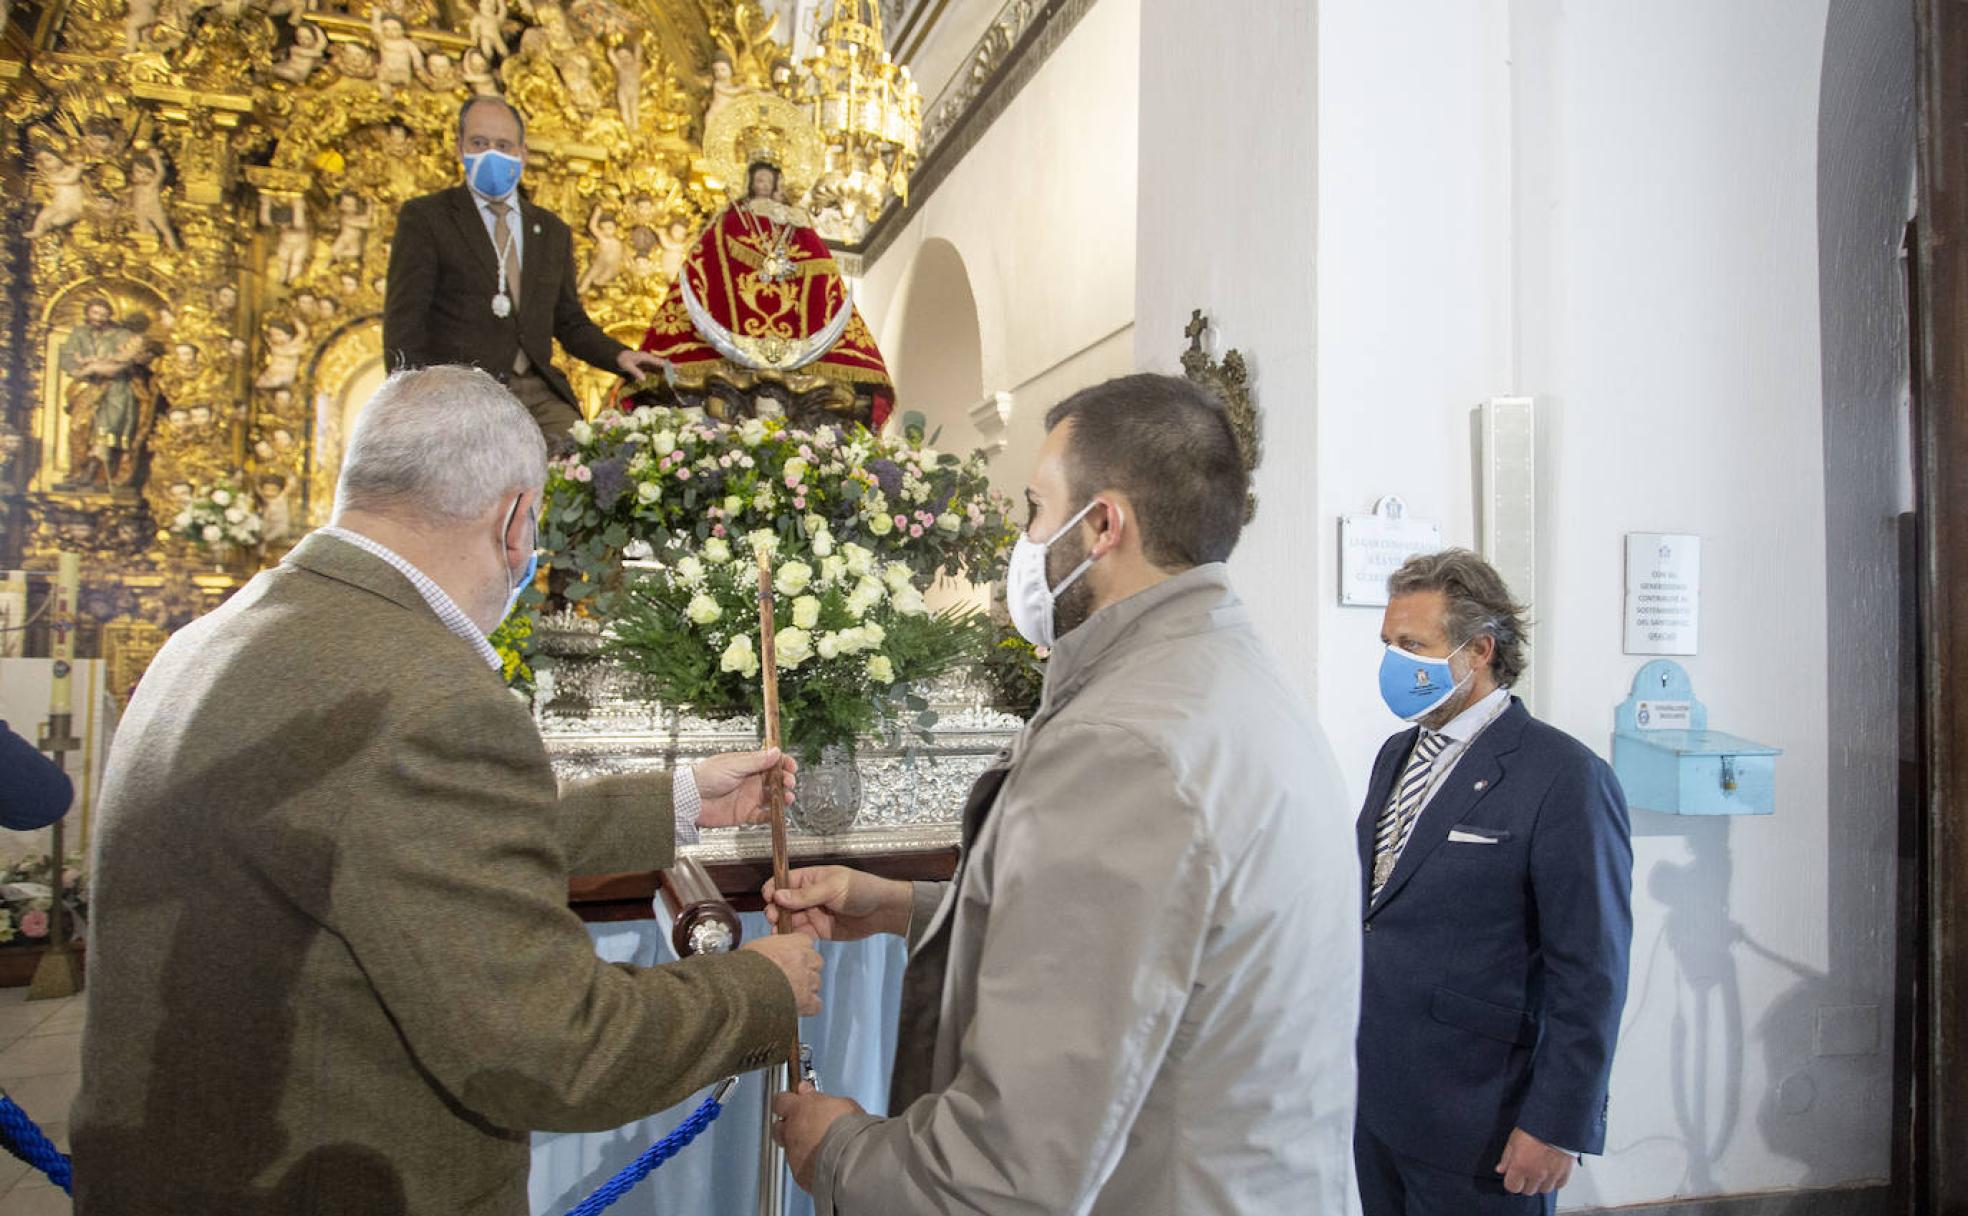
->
[885,237,985,450]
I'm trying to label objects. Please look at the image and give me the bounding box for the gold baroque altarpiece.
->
[0,0,825,659]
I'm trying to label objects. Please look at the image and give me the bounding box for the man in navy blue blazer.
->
[1354,550,1632,1215]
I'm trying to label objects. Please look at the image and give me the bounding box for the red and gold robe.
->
[639,202,893,427]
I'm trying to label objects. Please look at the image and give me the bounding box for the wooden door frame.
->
[1910,1,1968,1206]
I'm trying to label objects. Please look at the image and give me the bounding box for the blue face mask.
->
[463,149,523,200]
[494,495,538,632]
[1378,641,1471,721]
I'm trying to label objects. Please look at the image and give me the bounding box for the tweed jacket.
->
[72,531,794,1214]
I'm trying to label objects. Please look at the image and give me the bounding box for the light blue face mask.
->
[1378,640,1471,721]
[463,149,523,200]
[494,494,538,632]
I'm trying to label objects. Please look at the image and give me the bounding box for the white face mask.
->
[1006,500,1109,649]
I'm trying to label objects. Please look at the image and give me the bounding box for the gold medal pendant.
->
[492,292,512,318]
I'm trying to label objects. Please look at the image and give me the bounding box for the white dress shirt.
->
[317,527,702,841]
[470,187,524,268]
[1394,684,1512,818]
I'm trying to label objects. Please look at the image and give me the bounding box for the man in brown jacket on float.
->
[71,365,821,1214]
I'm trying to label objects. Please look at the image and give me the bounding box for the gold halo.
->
[703,92,824,205]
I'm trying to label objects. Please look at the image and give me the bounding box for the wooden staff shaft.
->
[755,550,802,1082]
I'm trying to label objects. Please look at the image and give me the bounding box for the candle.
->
[49,553,78,715]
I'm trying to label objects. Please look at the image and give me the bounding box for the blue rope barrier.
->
[566,1078,734,1216]
[0,1093,72,1194]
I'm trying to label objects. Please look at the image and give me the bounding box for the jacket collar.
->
[283,529,433,619]
[1031,563,1247,729]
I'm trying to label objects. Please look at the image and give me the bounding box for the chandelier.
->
[800,0,923,245]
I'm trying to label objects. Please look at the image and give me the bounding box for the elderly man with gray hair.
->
[1353,548,1633,1216]
[73,365,821,1214]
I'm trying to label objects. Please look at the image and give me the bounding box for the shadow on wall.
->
[1564,817,1881,1208]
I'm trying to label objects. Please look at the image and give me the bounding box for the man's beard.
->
[1045,528,1097,641]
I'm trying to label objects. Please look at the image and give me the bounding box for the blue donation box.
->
[1612,660,1781,816]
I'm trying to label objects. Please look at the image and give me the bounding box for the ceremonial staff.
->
[754,549,802,1080]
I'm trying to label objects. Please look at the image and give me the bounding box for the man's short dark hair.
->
[457,96,526,146]
[1043,373,1248,569]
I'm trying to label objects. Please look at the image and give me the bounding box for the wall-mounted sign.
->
[1624,533,1701,655]
[1340,497,1443,607]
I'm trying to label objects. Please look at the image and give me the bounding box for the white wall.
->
[859,0,1141,497]
[1136,0,1321,686]
[1318,0,1904,1207]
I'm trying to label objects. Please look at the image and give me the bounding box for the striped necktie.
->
[1371,730,1450,899]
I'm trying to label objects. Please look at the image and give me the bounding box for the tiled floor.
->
[0,985,80,1214]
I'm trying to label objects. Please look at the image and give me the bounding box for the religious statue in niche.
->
[468,0,510,61]
[271,22,329,83]
[636,134,893,427]
[57,296,163,491]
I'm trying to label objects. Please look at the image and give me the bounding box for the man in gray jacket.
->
[767,373,1363,1214]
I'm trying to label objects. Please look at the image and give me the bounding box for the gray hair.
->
[1386,548,1531,688]
[335,365,545,524]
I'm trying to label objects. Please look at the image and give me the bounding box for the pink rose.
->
[671,449,686,462]
[785,473,801,488]
[677,468,692,481]
[571,464,593,483]
[793,497,807,510]
[712,524,726,537]
[799,445,815,459]
[893,514,908,529]
[20,909,48,939]
[909,524,924,538]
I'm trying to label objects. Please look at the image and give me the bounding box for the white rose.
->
[784,456,810,482]
[792,595,821,630]
[719,635,759,677]
[686,593,723,625]
[172,510,192,530]
[817,632,842,660]
[867,513,894,536]
[775,560,814,596]
[675,555,706,585]
[820,555,848,585]
[811,532,835,557]
[893,586,928,617]
[703,537,732,563]
[748,529,780,558]
[803,513,827,535]
[210,489,231,506]
[650,429,676,453]
[860,622,886,647]
[202,524,222,542]
[775,626,813,669]
[834,626,867,655]
[882,562,914,593]
[739,418,769,445]
[866,655,895,685]
[637,481,661,503]
[570,420,595,446]
[631,405,658,426]
[225,506,246,524]
[936,512,961,533]
[723,494,745,516]
[846,578,883,619]
[842,543,875,578]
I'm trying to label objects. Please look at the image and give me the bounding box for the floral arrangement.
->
[488,607,536,692]
[171,479,263,550]
[0,855,87,948]
[539,406,1019,753]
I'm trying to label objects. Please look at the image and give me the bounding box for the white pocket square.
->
[1448,829,1501,844]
